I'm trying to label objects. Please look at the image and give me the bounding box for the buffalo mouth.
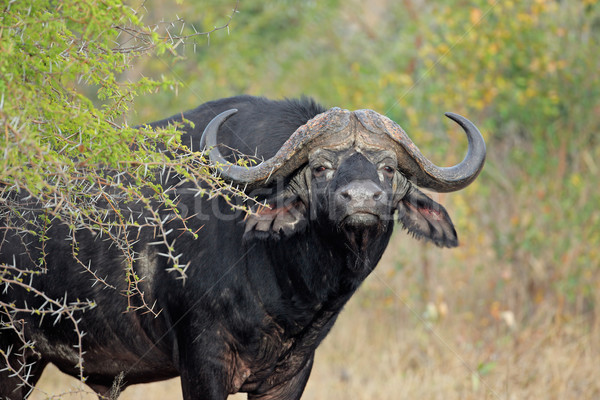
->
[341,211,380,228]
[339,211,387,253]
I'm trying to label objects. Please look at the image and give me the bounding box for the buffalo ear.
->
[396,187,458,248]
[244,200,308,240]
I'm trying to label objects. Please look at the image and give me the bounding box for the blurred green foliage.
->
[0,0,189,205]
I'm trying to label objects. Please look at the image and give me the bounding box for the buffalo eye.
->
[313,165,328,177]
[381,165,395,177]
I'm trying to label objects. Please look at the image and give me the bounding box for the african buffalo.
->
[0,95,485,399]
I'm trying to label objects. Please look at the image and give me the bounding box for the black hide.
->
[0,96,458,400]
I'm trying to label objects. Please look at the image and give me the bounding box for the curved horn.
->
[355,110,486,192]
[403,112,485,192]
[429,112,487,191]
[200,108,254,181]
[200,108,350,186]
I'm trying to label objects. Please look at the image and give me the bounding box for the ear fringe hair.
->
[397,214,459,248]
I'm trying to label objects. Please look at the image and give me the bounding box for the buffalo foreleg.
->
[247,356,314,400]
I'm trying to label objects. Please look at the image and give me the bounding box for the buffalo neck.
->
[246,221,394,334]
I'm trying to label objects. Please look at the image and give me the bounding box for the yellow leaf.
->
[470,8,482,25]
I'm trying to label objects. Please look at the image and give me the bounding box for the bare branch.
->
[112,1,240,54]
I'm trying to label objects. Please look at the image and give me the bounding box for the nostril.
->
[336,181,385,207]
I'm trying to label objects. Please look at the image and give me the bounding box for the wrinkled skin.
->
[0,96,474,400]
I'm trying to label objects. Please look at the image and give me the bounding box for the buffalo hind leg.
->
[0,357,47,400]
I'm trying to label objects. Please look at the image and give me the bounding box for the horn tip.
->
[223,108,238,117]
[444,112,464,122]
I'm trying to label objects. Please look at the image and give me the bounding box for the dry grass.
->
[28,230,600,400]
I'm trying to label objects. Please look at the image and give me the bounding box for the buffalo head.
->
[201,107,485,252]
